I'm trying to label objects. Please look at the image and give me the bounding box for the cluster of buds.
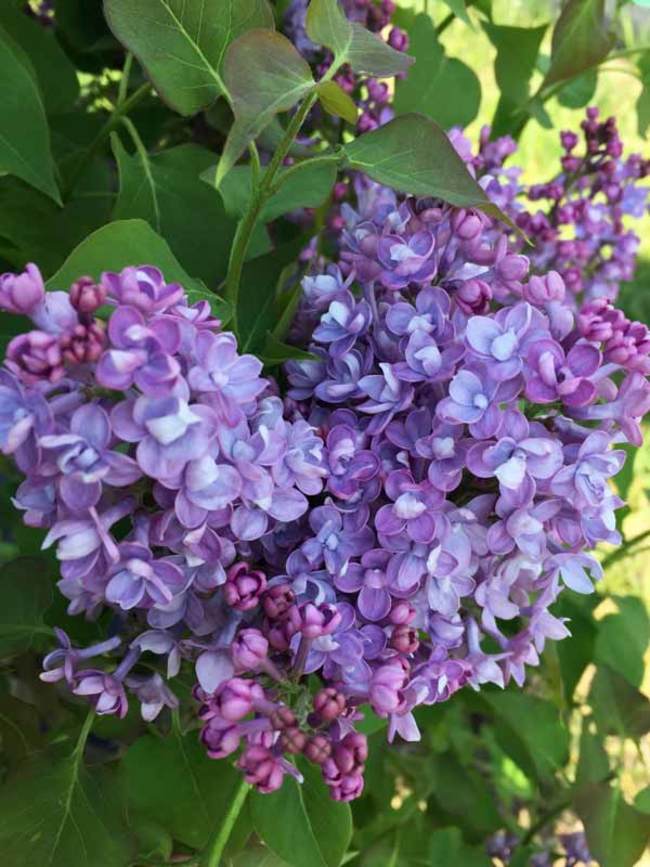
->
[2,268,106,385]
[198,676,368,801]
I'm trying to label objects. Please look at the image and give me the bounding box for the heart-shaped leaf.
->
[218,30,314,184]
[103,0,275,115]
[342,113,513,227]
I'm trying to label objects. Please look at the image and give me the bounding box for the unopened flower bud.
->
[389,624,419,654]
[280,726,307,755]
[313,687,346,722]
[304,734,332,764]
[69,276,107,315]
[231,628,268,672]
[224,562,267,611]
[262,583,295,619]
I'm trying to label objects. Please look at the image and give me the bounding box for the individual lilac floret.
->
[0,263,45,315]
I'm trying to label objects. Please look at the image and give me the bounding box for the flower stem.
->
[223,92,318,337]
[63,82,152,200]
[200,777,250,867]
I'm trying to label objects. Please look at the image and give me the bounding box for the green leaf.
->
[261,333,316,366]
[480,691,569,782]
[0,26,60,202]
[103,0,275,115]
[554,592,598,703]
[346,22,414,77]
[0,5,79,114]
[542,0,614,89]
[0,175,113,280]
[218,30,314,184]
[440,0,472,26]
[0,557,53,657]
[0,719,131,866]
[594,595,650,688]
[634,786,650,814]
[394,14,480,129]
[429,828,490,867]
[48,218,204,294]
[250,760,352,867]
[589,665,650,740]
[636,53,650,138]
[306,0,352,64]
[124,729,244,849]
[484,23,546,106]
[215,159,337,223]
[316,81,358,125]
[238,233,309,354]
[557,68,598,108]
[306,0,411,76]
[112,139,237,287]
[576,721,610,787]
[342,114,513,227]
[576,783,650,867]
[427,753,502,836]
[482,22,546,136]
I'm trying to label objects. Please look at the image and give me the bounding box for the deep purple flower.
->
[105,542,186,610]
[525,339,601,407]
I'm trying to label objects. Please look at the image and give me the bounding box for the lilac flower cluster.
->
[284,169,650,752]
[282,0,405,136]
[473,108,650,303]
[2,131,649,806]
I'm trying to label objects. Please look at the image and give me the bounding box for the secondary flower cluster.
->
[282,0,405,136]
[474,108,650,302]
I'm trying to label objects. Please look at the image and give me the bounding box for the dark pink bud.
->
[270,705,297,731]
[237,745,285,794]
[327,771,365,802]
[332,732,368,774]
[456,278,492,315]
[452,209,483,241]
[560,131,578,151]
[264,614,298,651]
[231,628,268,672]
[69,276,107,315]
[201,720,240,758]
[280,727,307,755]
[313,687,346,722]
[262,583,295,619]
[387,26,408,51]
[497,253,529,283]
[304,734,332,765]
[216,677,263,722]
[389,624,419,654]
[6,330,64,384]
[524,271,566,306]
[224,562,267,611]
[59,322,106,365]
[295,602,341,639]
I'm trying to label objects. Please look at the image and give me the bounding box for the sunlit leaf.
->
[542,0,614,89]
[104,0,274,115]
[394,14,480,129]
[342,114,513,227]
